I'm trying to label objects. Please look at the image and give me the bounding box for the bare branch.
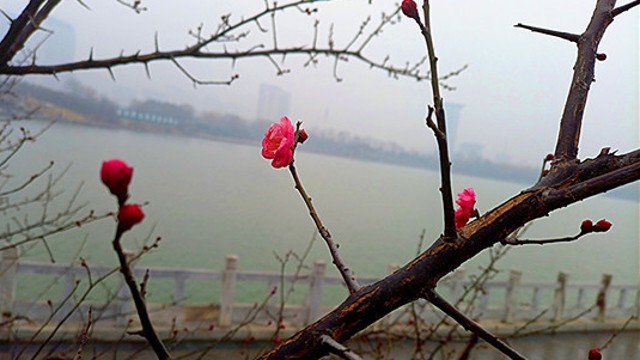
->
[414,3,456,240]
[514,23,580,43]
[612,0,640,16]
[0,0,62,66]
[423,289,526,360]
[320,334,363,360]
[552,0,615,161]
[112,228,171,359]
[288,126,360,293]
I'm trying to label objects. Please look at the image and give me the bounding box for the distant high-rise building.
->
[444,102,464,152]
[256,84,291,121]
[35,17,76,65]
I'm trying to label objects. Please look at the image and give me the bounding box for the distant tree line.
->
[3,81,637,200]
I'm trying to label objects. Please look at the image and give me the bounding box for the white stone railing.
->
[1,248,638,329]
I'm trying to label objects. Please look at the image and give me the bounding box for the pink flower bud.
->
[101,159,133,205]
[588,348,602,360]
[580,219,593,233]
[593,219,612,232]
[401,0,420,21]
[117,204,145,233]
[297,129,309,144]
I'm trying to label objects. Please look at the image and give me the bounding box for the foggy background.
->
[2,0,639,166]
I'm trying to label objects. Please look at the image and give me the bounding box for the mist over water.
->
[7,122,639,301]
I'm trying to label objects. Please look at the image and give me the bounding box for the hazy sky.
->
[3,0,639,166]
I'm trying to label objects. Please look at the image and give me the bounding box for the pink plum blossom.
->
[262,117,296,168]
[454,188,477,229]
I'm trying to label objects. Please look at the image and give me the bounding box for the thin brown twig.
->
[112,228,171,360]
[500,231,592,246]
[599,315,637,350]
[72,307,92,360]
[415,1,456,240]
[514,23,580,43]
[288,150,360,293]
[320,334,363,360]
[423,289,526,360]
[457,332,479,360]
[612,0,640,16]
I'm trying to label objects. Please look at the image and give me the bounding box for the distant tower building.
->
[256,83,291,121]
[444,102,464,153]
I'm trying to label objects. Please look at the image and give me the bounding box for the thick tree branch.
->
[553,0,615,161]
[0,0,45,65]
[0,0,61,66]
[0,47,430,82]
[259,146,640,359]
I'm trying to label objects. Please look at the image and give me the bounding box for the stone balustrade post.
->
[502,270,522,323]
[219,254,238,327]
[305,260,326,325]
[595,274,612,322]
[0,247,18,318]
[552,272,568,321]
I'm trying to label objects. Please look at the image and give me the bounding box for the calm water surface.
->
[6,122,639,303]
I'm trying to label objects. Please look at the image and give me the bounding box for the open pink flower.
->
[117,204,145,233]
[455,208,472,229]
[101,159,133,205]
[454,188,477,229]
[455,188,476,210]
[262,117,296,168]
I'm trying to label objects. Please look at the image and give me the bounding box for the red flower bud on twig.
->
[101,159,133,205]
[596,53,607,61]
[588,348,602,360]
[401,0,420,22]
[580,219,593,233]
[117,204,145,233]
[545,153,554,161]
[593,219,612,232]
[297,129,309,144]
